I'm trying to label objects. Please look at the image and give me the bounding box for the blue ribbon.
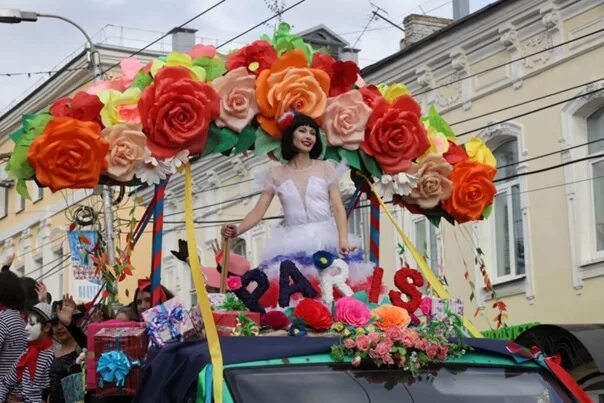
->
[97,350,141,388]
[148,303,186,345]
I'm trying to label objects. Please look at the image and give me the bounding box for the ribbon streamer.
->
[362,175,482,338]
[151,179,168,305]
[184,163,224,402]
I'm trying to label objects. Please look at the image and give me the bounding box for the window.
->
[33,255,43,279]
[231,238,247,257]
[15,192,25,213]
[0,163,8,219]
[491,138,525,282]
[32,184,43,203]
[413,218,439,271]
[587,108,604,253]
[349,198,369,252]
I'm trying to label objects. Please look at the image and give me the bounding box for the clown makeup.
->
[25,314,43,342]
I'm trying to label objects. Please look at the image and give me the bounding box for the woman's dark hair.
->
[128,284,175,321]
[281,114,322,160]
[0,270,26,310]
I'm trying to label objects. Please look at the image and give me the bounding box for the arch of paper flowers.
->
[6,22,497,225]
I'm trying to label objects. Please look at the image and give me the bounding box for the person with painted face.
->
[0,270,27,380]
[0,303,54,403]
[221,113,373,292]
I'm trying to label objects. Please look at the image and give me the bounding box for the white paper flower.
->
[134,147,173,185]
[373,172,418,200]
[167,149,190,172]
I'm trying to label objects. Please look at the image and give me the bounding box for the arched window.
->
[231,237,247,257]
[491,137,525,282]
[587,107,604,252]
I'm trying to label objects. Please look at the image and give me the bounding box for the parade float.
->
[6,21,590,402]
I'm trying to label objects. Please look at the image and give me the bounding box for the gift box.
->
[86,320,144,390]
[61,372,85,403]
[142,297,196,347]
[429,298,464,321]
[94,327,147,397]
[188,305,204,339]
[212,311,261,336]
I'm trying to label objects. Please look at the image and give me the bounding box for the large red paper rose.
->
[311,53,359,97]
[138,66,219,158]
[443,141,468,165]
[361,95,429,174]
[359,85,383,109]
[293,298,333,331]
[50,91,103,124]
[226,40,278,75]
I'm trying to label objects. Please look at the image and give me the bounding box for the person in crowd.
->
[0,270,28,380]
[115,307,135,322]
[0,303,54,403]
[128,280,174,322]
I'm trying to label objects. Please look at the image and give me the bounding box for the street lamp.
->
[0,8,115,265]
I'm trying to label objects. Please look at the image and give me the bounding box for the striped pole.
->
[151,179,168,306]
[369,192,380,266]
[345,188,362,218]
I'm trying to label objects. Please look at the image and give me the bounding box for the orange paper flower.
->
[372,304,411,330]
[255,49,330,137]
[27,117,109,192]
[442,160,496,223]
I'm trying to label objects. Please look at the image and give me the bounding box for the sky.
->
[0,0,495,114]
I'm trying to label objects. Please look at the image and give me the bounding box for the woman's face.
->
[292,125,316,154]
[136,290,152,315]
[52,322,73,344]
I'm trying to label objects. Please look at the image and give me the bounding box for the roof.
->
[361,0,510,77]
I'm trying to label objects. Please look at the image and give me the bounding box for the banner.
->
[67,230,102,301]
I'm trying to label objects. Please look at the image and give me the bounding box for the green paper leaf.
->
[337,148,362,171]
[234,125,257,154]
[323,146,340,162]
[482,204,493,219]
[9,127,25,143]
[428,215,442,228]
[214,127,239,154]
[193,56,227,81]
[254,127,280,157]
[284,307,294,317]
[352,291,369,305]
[130,71,153,91]
[359,150,382,178]
[202,124,222,156]
[16,179,31,200]
[427,105,456,141]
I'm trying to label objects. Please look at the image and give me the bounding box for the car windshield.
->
[225,364,574,403]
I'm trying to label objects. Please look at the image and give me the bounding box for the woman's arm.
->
[329,184,354,254]
[222,190,274,238]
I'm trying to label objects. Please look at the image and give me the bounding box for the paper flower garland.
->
[7,21,496,224]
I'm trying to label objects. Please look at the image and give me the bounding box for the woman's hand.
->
[35,282,48,303]
[57,294,76,326]
[339,241,357,256]
[221,224,239,239]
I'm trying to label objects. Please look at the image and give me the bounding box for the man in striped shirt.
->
[0,303,54,403]
[0,269,27,377]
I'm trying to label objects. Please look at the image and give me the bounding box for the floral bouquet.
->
[5,22,496,225]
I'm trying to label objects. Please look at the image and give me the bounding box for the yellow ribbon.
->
[184,163,224,401]
[363,176,482,338]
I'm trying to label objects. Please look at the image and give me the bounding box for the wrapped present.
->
[213,311,261,336]
[208,293,226,308]
[188,305,204,339]
[61,372,85,403]
[429,298,464,321]
[142,297,196,347]
[94,327,147,397]
[86,320,144,391]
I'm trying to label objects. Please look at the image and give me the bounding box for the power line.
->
[0,67,88,78]
[23,252,70,278]
[35,254,73,282]
[353,11,379,48]
[455,86,604,137]
[216,0,307,49]
[13,234,67,261]
[449,77,604,127]
[413,27,604,98]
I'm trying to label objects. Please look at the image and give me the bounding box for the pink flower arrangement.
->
[355,334,371,352]
[227,276,243,291]
[334,296,371,327]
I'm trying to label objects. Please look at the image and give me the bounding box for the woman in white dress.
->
[221,113,374,306]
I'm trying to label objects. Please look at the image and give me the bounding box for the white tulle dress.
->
[257,159,374,289]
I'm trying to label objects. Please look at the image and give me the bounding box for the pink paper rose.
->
[322,90,371,150]
[419,296,432,316]
[343,338,356,349]
[211,67,259,133]
[351,355,362,367]
[227,276,242,291]
[101,123,147,181]
[355,334,371,351]
[375,340,393,357]
[367,331,381,344]
[385,326,404,342]
[334,296,371,327]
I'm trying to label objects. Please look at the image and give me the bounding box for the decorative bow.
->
[506,342,592,403]
[148,303,186,346]
[97,350,140,388]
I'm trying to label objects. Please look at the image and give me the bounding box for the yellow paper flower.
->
[99,88,142,127]
[377,83,410,103]
[417,123,450,162]
[465,137,496,168]
[150,51,206,81]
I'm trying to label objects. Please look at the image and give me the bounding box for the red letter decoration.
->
[388,267,424,314]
